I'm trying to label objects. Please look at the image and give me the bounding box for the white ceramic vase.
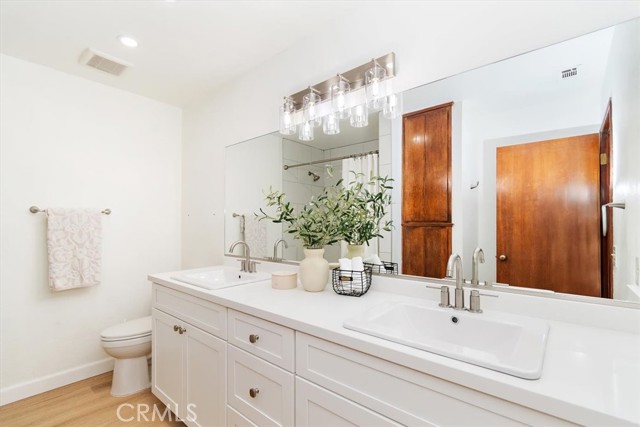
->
[346,244,366,259]
[299,248,329,292]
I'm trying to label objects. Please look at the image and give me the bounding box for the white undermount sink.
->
[171,267,270,290]
[344,301,549,379]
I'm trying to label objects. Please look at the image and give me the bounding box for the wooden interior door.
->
[496,135,601,296]
[402,103,452,278]
[599,99,613,299]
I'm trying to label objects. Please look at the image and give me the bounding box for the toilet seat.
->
[101,316,152,342]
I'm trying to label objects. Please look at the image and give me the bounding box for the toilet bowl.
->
[101,316,152,397]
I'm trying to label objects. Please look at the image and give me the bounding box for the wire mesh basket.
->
[332,267,373,297]
[364,261,398,275]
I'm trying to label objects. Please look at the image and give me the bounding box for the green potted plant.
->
[257,187,341,292]
[336,173,393,259]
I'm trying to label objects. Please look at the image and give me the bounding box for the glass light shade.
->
[383,93,402,119]
[330,79,351,119]
[322,113,340,135]
[365,64,387,109]
[299,121,314,141]
[350,104,368,128]
[303,91,322,127]
[279,97,296,135]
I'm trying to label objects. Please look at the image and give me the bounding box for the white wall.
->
[0,54,182,403]
[224,134,283,259]
[601,18,640,300]
[181,2,639,269]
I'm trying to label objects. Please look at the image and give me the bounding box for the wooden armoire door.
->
[402,103,452,278]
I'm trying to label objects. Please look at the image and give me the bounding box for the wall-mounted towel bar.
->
[29,206,112,215]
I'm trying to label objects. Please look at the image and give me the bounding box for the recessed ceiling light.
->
[117,35,138,48]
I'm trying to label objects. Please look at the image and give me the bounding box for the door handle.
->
[498,255,508,261]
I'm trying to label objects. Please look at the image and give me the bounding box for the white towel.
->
[364,254,383,265]
[245,216,267,258]
[338,258,352,271]
[351,257,365,272]
[47,208,102,291]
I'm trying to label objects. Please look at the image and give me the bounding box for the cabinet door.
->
[152,308,184,417]
[296,377,402,427]
[402,225,452,278]
[184,325,226,427]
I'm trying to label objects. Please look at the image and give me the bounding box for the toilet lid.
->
[101,316,152,341]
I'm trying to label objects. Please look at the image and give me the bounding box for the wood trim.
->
[402,101,454,119]
[402,222,454,228]
[600,99,613,299]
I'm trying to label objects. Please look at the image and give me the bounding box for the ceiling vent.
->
[79,48,131,76]
[561,67,578,79]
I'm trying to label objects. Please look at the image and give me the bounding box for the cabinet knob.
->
[179,327,186,334]
[249,334,260,343]
[249,387,259,398]
[174,325,180,332]
[498,254,508,261]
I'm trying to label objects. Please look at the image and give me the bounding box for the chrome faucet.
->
[471,247,485,286]
[272,239,288,262]
[446,254,465,310]
[229,240,256,273]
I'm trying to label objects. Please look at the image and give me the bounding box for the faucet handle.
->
[469,290,483,313]
[238,259,247,272]
[249,261,260,273]
[439,286,451,308]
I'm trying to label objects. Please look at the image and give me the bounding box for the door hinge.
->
[600,153,608,165]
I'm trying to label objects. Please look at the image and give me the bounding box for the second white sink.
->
[344,301,549,379]
[171,267,271,290]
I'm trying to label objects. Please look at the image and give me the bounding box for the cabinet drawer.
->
[152,283,227,339]
[227,345,294,427]
[296,377,402,427]
[296,333,577,427]
[227,405,258,427]
[228,309,294,371]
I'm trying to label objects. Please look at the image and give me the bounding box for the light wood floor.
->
[0,372,185,427]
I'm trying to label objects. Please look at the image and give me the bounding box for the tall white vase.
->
[299,248,329,292]
[346,244,365,259]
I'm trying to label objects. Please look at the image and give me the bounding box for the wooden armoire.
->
[402,102,452,278]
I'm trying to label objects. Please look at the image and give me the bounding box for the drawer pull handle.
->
[173,325,180,332]
[249,388,259,398]
[249,334,260,343]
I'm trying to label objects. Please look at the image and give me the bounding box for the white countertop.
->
[149,267,640,427]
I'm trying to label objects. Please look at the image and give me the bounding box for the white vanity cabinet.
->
[149,280,591,427]
[151,285,227,427]
[296,333,578,427]
[226,309,295,427]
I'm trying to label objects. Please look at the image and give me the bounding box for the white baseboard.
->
[0,358,114,406]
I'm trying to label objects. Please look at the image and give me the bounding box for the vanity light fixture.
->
[365,58,387,109]
[350,104,368,128]
[303,87,322,128]
[278,53,398,138]
[322,112,340,135]
[279,97,296,135]
[383,93,402,119]
[299,121,314,141]
[117,35,138,48]
[331,74,351,119]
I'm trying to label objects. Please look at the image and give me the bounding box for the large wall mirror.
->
[225,18,639,304]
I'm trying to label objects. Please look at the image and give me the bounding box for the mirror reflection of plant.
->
[337,172,393,246]
[257,187,342,249]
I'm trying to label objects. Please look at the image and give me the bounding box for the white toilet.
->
[100,316,152,397]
